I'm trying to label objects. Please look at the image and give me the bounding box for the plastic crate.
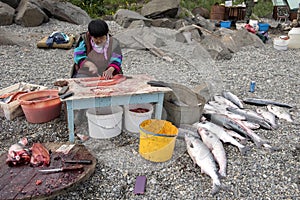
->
[220,21,231,28]
[258,23,269,31]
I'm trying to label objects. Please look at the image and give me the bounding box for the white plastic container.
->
[124,104,153,134]
[86,106,123,139]
[288,28,300,48]
[249,20,259,31]
[273,37,289,51]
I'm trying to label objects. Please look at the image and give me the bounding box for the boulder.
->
[29,0,91,25]
[232,28,265,49]
[0,2,15,26]
[15,0,49,27]
[0,0,20,9]
[200,35,232,60]
[192,7,210,19]
[141,0,180,19]
[151,18,176,29]
[114,9,151,28]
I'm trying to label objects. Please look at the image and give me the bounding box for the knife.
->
[64,160,92,165]
[38,165,84,173]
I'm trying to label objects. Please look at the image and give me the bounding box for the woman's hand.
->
[83,60,98,75]
[102,67,115,79]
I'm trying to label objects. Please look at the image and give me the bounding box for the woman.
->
[72,19,123,79]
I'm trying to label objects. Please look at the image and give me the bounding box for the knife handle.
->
[65,160,92,165]
[62,165,84,171]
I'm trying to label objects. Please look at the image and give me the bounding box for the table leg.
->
[66,101,75,143]
[154,93,164,119]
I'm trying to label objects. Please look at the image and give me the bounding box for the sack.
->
[46,32,69,47]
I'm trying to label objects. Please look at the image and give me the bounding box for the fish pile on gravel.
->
[0,18,299,199]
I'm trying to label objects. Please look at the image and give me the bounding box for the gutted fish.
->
[185,134,222,195]
[194,121,249,155]
[197,127,227,178]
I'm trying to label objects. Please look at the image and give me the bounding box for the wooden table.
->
[60,74,172,143]
[0,143,96,200]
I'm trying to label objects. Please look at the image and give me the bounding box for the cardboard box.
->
[0,82,47,120]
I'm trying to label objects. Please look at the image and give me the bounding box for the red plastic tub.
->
[17,90,62,123]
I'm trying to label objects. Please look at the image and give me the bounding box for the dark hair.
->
[88,19,109,37]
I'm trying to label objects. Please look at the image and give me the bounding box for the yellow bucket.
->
[139,119,178,162]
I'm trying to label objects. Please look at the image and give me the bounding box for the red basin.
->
[17,90,62,123]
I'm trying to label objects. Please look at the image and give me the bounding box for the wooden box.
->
[0,82,47,120]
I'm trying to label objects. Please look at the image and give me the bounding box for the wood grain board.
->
[0,143,96,200]
[58,74,172,100]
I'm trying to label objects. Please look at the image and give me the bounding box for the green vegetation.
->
[68,0,274,19]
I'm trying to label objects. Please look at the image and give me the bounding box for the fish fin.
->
[262,143,281,152]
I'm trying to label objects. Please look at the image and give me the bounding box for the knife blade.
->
[38,165,84,173]
[64,160,92,165]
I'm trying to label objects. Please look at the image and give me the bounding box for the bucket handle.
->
[140,127,178,138]
[88,118,122,130]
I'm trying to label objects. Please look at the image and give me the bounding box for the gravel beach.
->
[0,19,299,199]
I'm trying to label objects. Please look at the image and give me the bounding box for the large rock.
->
[0,2,15,25]
[0,0,20,8]
[114,9,151,28]
[141,0,180,19]
[232,29,265,49]
[30,0,91,25]
[200,35,232,60]
[15,0,48,27]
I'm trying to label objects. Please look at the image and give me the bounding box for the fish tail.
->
[239,146,250,155]
[211,183,221,196]
[218,170,227,179]
[252,139,263,148]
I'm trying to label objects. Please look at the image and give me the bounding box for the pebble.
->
[0,18,299,199]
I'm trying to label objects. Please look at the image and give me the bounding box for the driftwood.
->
[131,35,173,62]
[191,24,221,38]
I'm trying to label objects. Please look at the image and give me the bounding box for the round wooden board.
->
[0,143,96,200]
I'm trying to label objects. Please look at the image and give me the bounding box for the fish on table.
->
[184,134,222,196]
[197,127,227,178]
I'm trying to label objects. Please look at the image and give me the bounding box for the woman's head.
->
[88,19,109,37]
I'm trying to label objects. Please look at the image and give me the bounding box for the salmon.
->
[194,121,249,155]
[197,127,227,178]
[185,134,221,195]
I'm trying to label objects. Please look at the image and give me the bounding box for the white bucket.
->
[124,104,153,134]
[273,37,289,51]
[288,28,300,49]
[86,106,123,139]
